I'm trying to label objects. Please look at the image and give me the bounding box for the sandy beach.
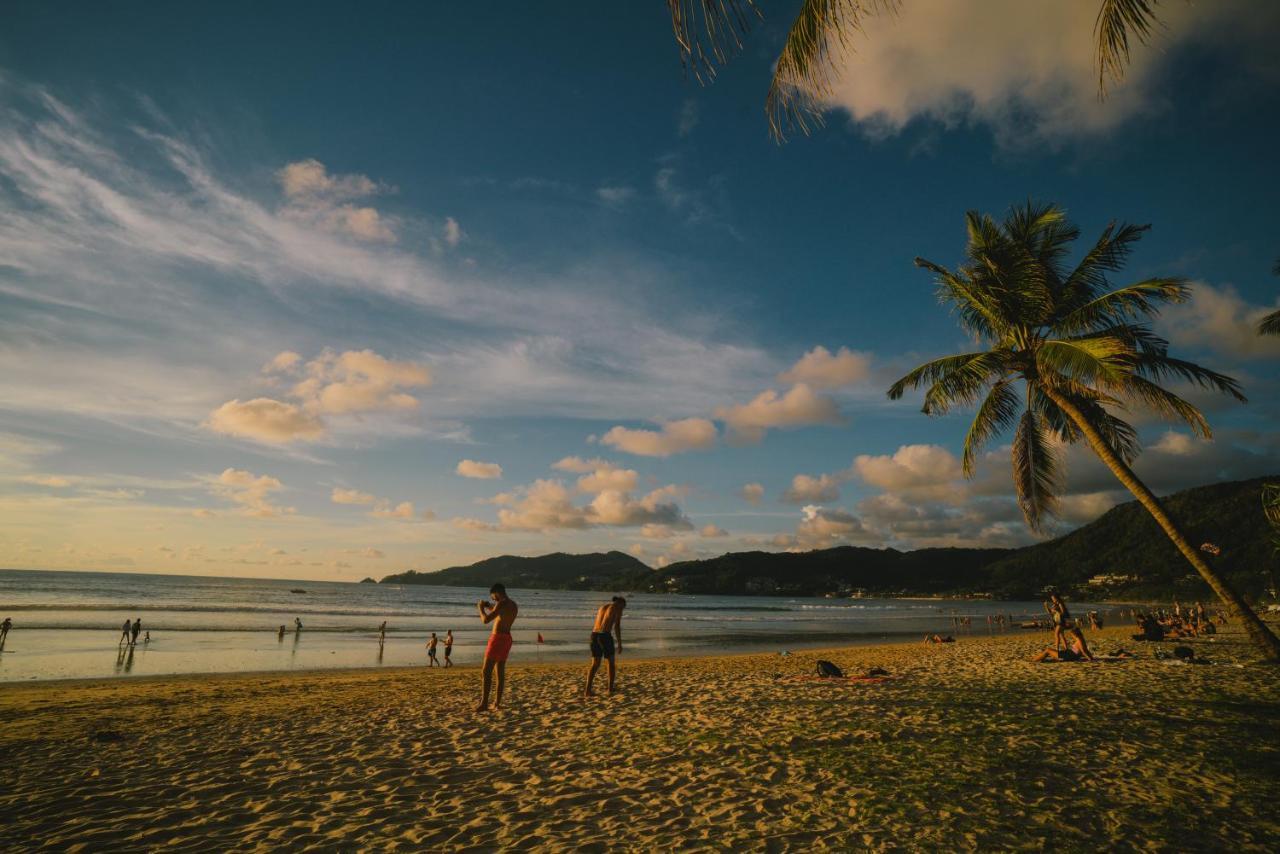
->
[2,625,1278,850]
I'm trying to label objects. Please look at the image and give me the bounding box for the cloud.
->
[370,500,417,520]
[575,464,639,495]
[21,474,72,488]
[467,478,692,533]
[740,482,765,505]
[277,159,395,243]
[456,459,503,479]
[490,479,590,531]
[596,185,636,207]
[552,456,615,473]
[699,523,728,538]
[794,505,876,549]
[782,472,844,504]
[852,444,964,501]
[443,216,464,247]
[208,468,293,517]
[331,487,376,505]
[207,398,327,444]
[715,384,843,443]
[600,417,717,457]
[360,547,385,559]
[587,486,691,529]
[778,346,871,389]
[814,0,1266,145]
[210,348,432,444]
[677,98,700,137]
[1158,283,1280,360]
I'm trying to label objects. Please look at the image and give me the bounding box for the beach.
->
[3,624,1278,850]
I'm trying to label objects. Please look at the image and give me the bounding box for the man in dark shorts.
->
[584,596,626,698]
[444,630,453,668]
[427,632,440,667]
[130,618,142,646]
[476,583,518,712]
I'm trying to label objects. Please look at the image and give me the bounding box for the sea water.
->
[0,568,1124,681]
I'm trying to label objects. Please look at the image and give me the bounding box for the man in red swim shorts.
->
[475,582,518,712]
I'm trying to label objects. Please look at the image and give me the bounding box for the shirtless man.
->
[585,596,626,698]
[476,583,518,712]
[427,632,440,667]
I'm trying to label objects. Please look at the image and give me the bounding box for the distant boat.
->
[290,588,307,594]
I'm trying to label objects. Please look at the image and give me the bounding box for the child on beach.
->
[427,632,439,666]
[476,584,518,712]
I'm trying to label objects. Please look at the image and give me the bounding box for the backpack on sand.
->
[816,660,844,679]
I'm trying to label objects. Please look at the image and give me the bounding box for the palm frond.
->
[1037,337,1132,385]
[667,0,762,83]
[1132,353,1247,403]
[1056,277,1188,333]
[916,257,1005,340]
[1030,383,1139,463]
[1012,408,1061,532]
[764,0,901,141]
[1095,0,1162,97]
[1058,222,1151,311]
[886,350,1007,407]
[961,380,1020,476]
[1120,375,1212,438]
[1259,308,1280,337]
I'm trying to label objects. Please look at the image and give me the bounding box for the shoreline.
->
[3,624,1278,848]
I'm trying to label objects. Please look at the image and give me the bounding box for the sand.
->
[2,624,1278,851]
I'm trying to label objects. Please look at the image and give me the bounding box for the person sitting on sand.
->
[1031,634,1088,662]
[923,634,955,644]
[1045,591,1093,659]
[427,632,440,667]
[585,596,626,698]
[444,630,453,668]
[476,583,518,712]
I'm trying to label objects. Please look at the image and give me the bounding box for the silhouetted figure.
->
[379,621,387,646]
[119,619,132,645]
[143,631,151,644]
[278,625,286,641]
[294,617,303,635]
[130,618,141,646]
[0,616,11,648]
[444,630,453,668]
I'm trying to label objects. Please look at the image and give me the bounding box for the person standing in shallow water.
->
[444,630,453,668]
[584,596,626,698]
[0,616,11,648]
[119,619,132,645]
[427,632,440,667]
[130,618,141,646]
[476,584,518,713]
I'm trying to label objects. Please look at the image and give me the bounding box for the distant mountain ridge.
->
[380,476,1279,599]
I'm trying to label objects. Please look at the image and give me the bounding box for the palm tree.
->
[887,202,1280,660]
[668,0,1164,140]
[1258,258,1280,336]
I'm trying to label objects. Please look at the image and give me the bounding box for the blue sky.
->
[2,1,1278,579]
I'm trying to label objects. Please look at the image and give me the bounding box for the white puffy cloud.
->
[778,346,871,389]
[588,486,691,529]
[715,384,843,443]
[1158,283,1280,360]
[740,482,765,505]
[331,487,376,505]
[815,0,1264,145]
[208,468,293,518]
[456,459,503,479]
[277,159,395,243]
[209,348,432,444]
[206,398,326,444]
[576,465,639,495]
[370,500,417,520]
[782,472,845,504]
[794,505,875,549]
[852,444,965,501]
[464,477,692,533]
[492,479,590,531]
[600,417,717,457]
[552,456,615,473]
[700,523,728,538]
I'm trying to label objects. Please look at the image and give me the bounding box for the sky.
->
[1,1,1278,581]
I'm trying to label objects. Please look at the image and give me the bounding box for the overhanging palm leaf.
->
[887,200,1280,660]
[668,1,1168,142]
[1259,257,1280,336]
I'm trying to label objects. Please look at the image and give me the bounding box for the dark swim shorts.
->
[590,631,615,659]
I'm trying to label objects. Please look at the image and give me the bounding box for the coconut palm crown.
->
[1259,258,1280,336]
[888,202,1280,660]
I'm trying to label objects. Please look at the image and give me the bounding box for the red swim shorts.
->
[485,632,513,662]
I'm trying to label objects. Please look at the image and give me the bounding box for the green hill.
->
[381,476,1279,600]
[381,551,649,590]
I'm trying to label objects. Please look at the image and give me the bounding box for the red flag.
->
[537,632,544,644]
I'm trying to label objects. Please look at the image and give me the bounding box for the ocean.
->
[0,568,1122,681]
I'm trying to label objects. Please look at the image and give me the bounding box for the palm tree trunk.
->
[1044,388,1280,662]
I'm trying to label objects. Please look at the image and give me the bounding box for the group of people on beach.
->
[117,618,149,646]
[1130,600,1222,642]
[425,630,453,667]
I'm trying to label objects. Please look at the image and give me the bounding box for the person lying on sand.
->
[584,596,626,698]
[923,634,955,644]
[476,583,518,712]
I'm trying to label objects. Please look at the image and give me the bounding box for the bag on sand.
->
[816,660,844,679]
